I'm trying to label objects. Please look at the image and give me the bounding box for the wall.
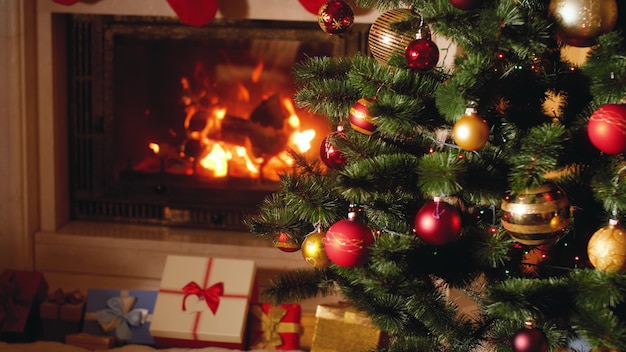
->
[0,0,38,271]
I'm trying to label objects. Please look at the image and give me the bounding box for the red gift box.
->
[0,270,49,342]
[40,288,86,342]
[248,303,302,350]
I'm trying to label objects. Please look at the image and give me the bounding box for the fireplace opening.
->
[62,14,369,231]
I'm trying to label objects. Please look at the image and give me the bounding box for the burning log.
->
[222,94,293,158]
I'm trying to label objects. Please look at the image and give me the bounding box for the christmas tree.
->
[248,0,626,350]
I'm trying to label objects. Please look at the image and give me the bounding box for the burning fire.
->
[147,66,316,182]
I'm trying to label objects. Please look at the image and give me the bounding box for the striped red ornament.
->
[349,98,376,135]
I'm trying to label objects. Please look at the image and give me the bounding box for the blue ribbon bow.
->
[94,296,148,341]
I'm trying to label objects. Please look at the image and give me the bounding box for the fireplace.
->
[61,14,369,231]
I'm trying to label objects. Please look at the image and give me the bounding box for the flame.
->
[149,143,160,154]
[200,143,229,178]
[234,146,260,175]
[290,129,316,153]
[237,82,250,103]
[251,61,264,83]
[281,98,315,153]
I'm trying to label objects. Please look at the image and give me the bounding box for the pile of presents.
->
[0,255,386,351]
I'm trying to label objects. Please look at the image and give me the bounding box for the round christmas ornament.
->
[349,98,377,135]
[369,8,417,65]
[298,0,327,15]
[587,219,626,273]
[324,209,374,267]
[302,228,331,268]
[501,183,571,246]
[318,0,354,35]
[404,30,440,72]
[511,320,549,352]
[549,0,618,47]
[587,103,626,154]
[413,198,462,245]
[449,0,483,10]
[274,233,300,252]
[320,128,347,169]
[452,107,490,151]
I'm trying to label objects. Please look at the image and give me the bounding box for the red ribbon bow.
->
[181,281,224,314]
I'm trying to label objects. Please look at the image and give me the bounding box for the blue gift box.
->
[83,289,157,345]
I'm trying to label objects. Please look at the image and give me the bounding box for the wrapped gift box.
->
[82,289,157,346]
[0,270,48,342]
[310,303,387,352]
[40,288,86,342]
[66,332,115,350]
[248,303,302,350]
[149,255,256,349]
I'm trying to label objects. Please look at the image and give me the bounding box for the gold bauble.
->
[501,183,571,246]
[368,8,416,65]
[302,229,330,268]
[549,0,618,47]
[452,109,489,151]
[587,220,626,273]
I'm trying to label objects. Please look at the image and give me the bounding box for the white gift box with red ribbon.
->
[149,255,256,349]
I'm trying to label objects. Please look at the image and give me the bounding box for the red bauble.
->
[449,0,483,10]
[318,0,354,35]
[320,131,347,169]
[275,233,300,252]
[405,39,440,72]
[587,104,626,154]
[413,200,462,245]
[512,327,549,352]
[166,0,219,27]
[298,0,327,15]
[349,98,377,135]
[324,218,374,267]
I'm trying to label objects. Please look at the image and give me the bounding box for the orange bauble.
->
[588,220,626,273]
[452,109,489,151]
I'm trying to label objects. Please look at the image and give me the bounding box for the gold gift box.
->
[65,333,115,350]
[310,303,387,352]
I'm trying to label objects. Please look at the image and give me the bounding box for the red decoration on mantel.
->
[166,0,219,27]
[52,0,81,5]
[298,0,327,15]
